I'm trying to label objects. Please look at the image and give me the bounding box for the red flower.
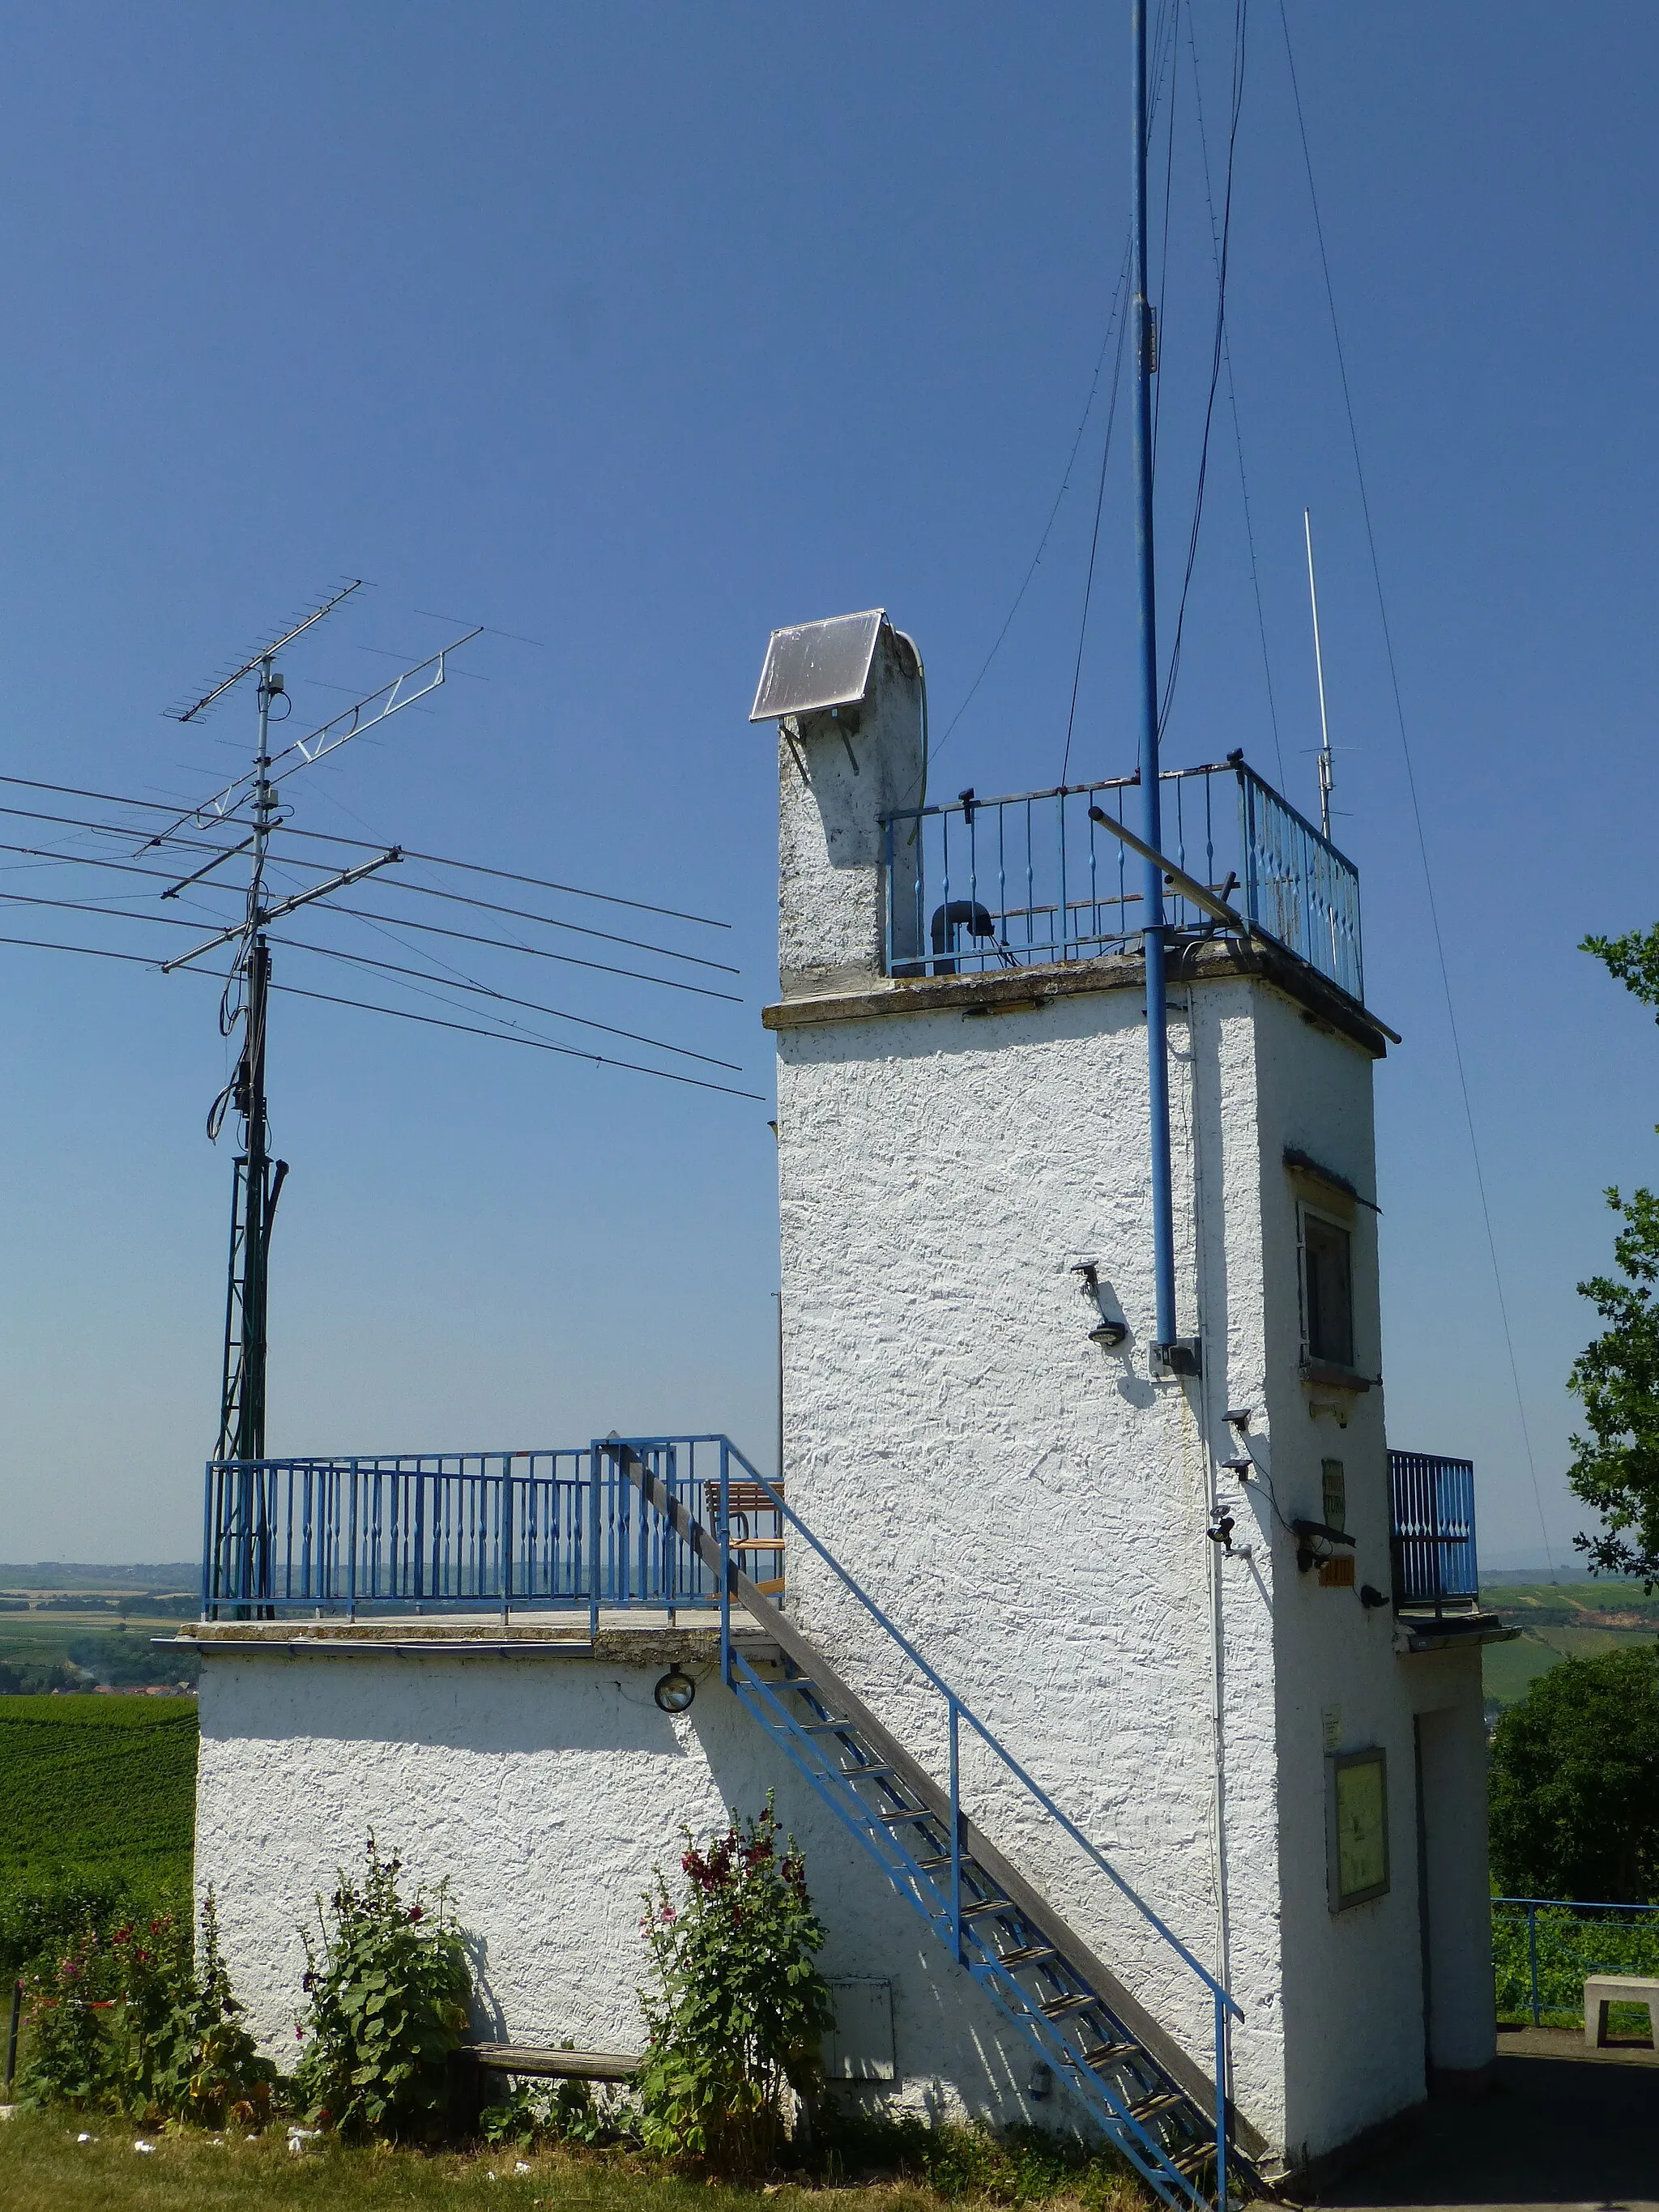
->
[407,1905,424,1924]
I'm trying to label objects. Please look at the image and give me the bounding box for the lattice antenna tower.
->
[160,584,480,1600]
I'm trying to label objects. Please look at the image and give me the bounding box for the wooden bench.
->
[449,2044,641,2132]
[1584,1975,1659,2048]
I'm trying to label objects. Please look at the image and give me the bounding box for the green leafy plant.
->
[293,1835,471,2141]
[16,1930,119,2110]
[111,1891,275,2125]
[635,1798,833,2176]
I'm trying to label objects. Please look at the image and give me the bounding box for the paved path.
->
[1307,2029,1657,2212]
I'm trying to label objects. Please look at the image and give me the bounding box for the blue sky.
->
[0,2,1655,1568]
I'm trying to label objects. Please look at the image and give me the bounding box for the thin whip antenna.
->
[1303,508,1333,838]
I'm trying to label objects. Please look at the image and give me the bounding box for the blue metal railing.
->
[201,1437,777,1632]
[608,1435,1239,2207]
[883,754,1364,1005]
[1494,1898,1659,2027]
[1388,1451,1480,1613]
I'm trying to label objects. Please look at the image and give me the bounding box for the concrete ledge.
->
[167,1618,778,1667]
[763,936,1394,1059]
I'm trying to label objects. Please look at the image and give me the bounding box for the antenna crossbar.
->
[161,848,403,973]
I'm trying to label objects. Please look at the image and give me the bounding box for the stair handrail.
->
[609,1435,1238,2018]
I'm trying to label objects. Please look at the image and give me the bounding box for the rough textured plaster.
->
[198,690,1492,2171]
[196,1651,1063,2127]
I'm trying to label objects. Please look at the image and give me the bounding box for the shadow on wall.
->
[198,1652,706,1758]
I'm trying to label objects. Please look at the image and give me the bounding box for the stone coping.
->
[164,1615,778,1666]
[764,935,1395,1059]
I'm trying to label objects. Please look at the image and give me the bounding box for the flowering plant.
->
[293,1835,471,2140]
[636,1798,832,2174]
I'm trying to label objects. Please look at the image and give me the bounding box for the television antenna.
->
[159,585,483,1602]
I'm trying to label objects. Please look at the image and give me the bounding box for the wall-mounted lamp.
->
[1206,1511,1236,1552]
[1027,2061,1053,2102]
[1072,1262,1128,1349]
[1358,1585,1389,1611]
[1225,1407,1252,1431]
[654,1669,697,1714]
[1221,1455,1254,1479]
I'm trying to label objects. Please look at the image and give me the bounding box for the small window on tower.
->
[1321,1460,1346,1532]
[1301,1212,1354,1369]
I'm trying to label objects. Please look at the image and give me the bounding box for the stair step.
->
[992,1944,1059,1967]
[880,1808,941,1827]
[1040,1993,1099,2018]
[1171,2141,1216,2178]
[1126,2090,1185,2125]
[960,1896,1019,1919]
[834,1762,897,1782]
[799,1718,859,1735]
[1076,2040,1140,2072]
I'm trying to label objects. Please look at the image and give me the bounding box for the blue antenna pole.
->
[1132,0,1177,1353]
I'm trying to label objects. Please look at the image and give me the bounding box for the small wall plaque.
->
[1328,1746,1389,1911]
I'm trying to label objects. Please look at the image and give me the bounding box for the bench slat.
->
[467,2044,642,2082]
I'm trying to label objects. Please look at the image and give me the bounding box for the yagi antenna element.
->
[167,580,364,723]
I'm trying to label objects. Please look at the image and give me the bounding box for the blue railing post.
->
[949,1698,963,1964]
[499,1453,512,1626]
[719,1442,732,1686]
[347,1463,359,1622]
[1528,1904,1541,2026]
[588,1444,603,1641]
[201,1463,213,1619]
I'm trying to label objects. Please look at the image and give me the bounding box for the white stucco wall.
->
[772,956,1491,2164]
[195,1647,1064,2127]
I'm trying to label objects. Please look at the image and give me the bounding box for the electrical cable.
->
[1277,0,1555,1573]
[0,773,732,932]
[1059,296,1132,787]
[932,0,1179,774]
[0,929,761,1102]
[267,936,743,1072]
[1158,0,1247,738]
[0,843,742,1002]
[932,246,1132,766]
[0,885,742,1071]
[1183,1,1286,790]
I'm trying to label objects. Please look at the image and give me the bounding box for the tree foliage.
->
[1489,1644,1659,1903]
[1567,924,1659,1582]
[636,1799,833,2176]
[1566,1186,1659,1582]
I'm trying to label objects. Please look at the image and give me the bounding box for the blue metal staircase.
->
[611,1441,1265,2211]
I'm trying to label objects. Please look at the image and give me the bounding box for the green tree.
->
[1489,1645,1659,1902]
[1569,925,1659,1583]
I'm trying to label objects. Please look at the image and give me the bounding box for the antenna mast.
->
[164,586,426,1615]
[1303,509,1334,839]
[1132,0,1177,1362]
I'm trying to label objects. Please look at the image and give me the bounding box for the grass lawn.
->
[0,2112,1145,2212]
[0,1695,197,1893]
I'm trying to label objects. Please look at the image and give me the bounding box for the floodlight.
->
[749,609,885,724]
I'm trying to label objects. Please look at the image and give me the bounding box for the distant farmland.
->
[0,1694,197,1897]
